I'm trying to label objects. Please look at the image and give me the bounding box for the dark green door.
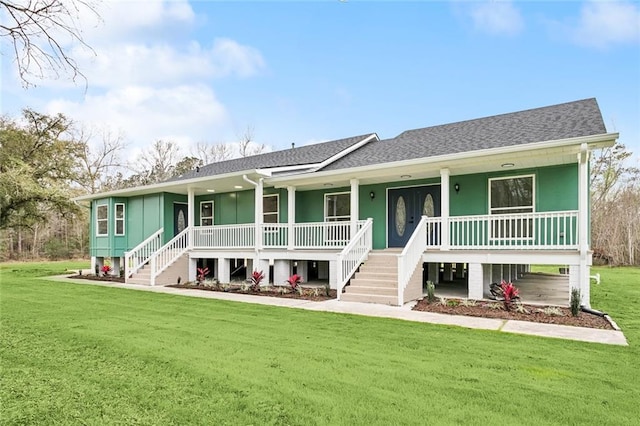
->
[388,185,441,247]
[173,203,188,236]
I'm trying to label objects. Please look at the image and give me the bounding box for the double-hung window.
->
[115,203,125,235]
[200,201,214,226]
[324,192,351,244]
[489,175,534,241]
[96,204,108,236]
[263,194,279,224]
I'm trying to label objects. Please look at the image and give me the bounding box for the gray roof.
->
[322,98,607,171]
[169,133,376,181]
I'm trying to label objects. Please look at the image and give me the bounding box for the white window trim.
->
[263,194,279,224]
[488,174,536,214]
[324,191,351,222]
[488,174,536,241]
[200,200,214,226]
[96,204,108,237]
[114,203,125,236]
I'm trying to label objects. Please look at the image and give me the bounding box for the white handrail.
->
[397,216,428,306]
[124,228,164,278]
[191,224,255,249]
[336,218,373,300]
[148,226,191,286]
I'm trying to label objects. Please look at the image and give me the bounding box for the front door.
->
[388,185,441,247]
[173,203,188,236]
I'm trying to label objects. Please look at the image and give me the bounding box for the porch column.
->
[218,258,230,283]
[287,186,296,250]
[440,168,450,250]
[350,179,359,236]
[188,257,197,282]
[578,144,590,307]
[468,263,483,300]
[187,187,195,229]
[255,179,264,252]
[274,260,291,286]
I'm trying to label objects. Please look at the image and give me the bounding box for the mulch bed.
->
[167,283,337,301]
[413,298,613,330]
[69,274,125,283]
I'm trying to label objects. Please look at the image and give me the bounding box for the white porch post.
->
[287,186,296,250]
[578,144,590,307]
[255,179,264,252]
[440,168,450,250]
[187,187,195,249]
[350,179,359,236]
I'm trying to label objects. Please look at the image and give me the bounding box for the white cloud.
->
[46,85,229,148]
[468,1,524,36]
[571,1,640,48]
[68,38,265,88]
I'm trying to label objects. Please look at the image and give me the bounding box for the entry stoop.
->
[126,254,188,286]
[341,252,399,305]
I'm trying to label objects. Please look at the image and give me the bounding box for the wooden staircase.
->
[341,251,399,305]
[126,254,188,286]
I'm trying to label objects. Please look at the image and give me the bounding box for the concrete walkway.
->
[46,275,628,346]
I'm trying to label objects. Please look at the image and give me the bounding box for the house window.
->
[96,204,108,236]
[115,203,125,236]
[200,201,214,226]
[263,194,279,223]
[325,192,350,222]
[489,175,535,240]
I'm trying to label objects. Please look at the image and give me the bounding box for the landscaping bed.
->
[413,298,613,330]
[69,273,125,283]
[167,283,337,301]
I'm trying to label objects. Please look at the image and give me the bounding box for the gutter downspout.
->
[578,143,590,307]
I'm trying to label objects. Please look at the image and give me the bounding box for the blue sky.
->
[2,0,639,162]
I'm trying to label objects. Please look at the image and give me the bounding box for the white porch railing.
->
[261,223,288,248]
[149,226,191,286]
[191,224,255,249]
[425,211,579,250]
[398,216,429,305]
[124,228,164,278]
[293,220,366,249]
[336,218,373,300]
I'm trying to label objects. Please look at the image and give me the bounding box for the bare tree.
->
[132,139,181,184]
[0,0,100,87]
[191,141,234,165]
[75,125,126,194]
[237,126,265,157]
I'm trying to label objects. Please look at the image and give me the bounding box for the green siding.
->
[214,190,255,225]
[295,187,350,223]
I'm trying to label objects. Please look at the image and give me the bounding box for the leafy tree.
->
[0,109,82,230]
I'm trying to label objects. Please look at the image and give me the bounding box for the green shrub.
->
[570,288,581,317]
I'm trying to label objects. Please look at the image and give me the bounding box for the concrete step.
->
[340,293,398,305]
[352,271,398,282]
[349,277,397,288]
[344,285,397,296]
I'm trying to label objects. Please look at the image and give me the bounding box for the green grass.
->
[1,262,640,425]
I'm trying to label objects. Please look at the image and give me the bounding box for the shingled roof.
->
[168,133,376,182]
[322,98,607,171]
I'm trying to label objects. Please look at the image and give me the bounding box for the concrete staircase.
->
[126,254,188,286]
[341,251,399,305]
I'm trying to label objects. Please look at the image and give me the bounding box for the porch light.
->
[401,175,411,179]
[454,183,460,193]
[369,191,375,200]
[501,162,515,168]
[206,189,215,193]
[234,185,243,189]
[324,183,333,187]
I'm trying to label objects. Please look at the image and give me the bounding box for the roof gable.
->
[168,133,376,182]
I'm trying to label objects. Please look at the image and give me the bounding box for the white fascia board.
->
[73,169,268,201]
[312,133,379,171]
[268,132,618,187]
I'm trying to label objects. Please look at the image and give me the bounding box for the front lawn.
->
[1,262,639,425]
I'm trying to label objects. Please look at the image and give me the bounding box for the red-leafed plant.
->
[251,270,265,292]
[101,264,112,275]
[500,280,520,311]
[287,274,303,291]
[197,267,209,284]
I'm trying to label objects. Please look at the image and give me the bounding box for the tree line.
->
[1,108,639,265]
[0,109,263,260]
